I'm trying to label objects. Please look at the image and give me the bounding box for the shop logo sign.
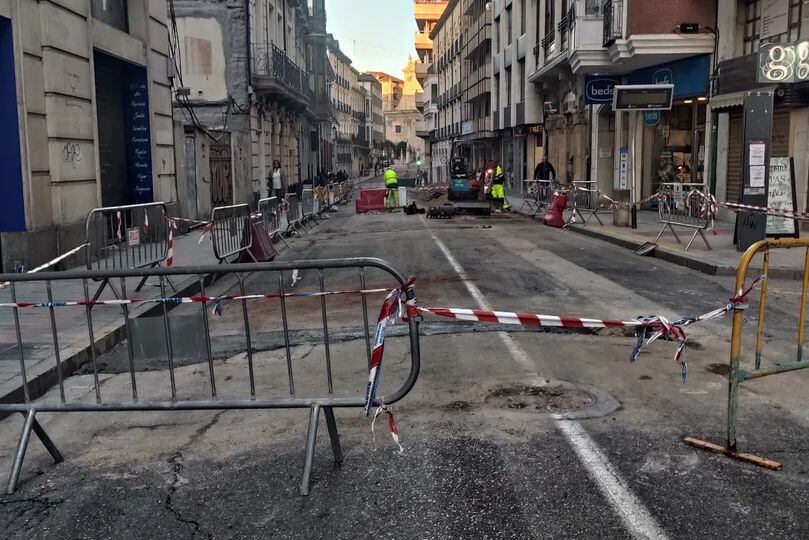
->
[584,77,619,104]
[653,68,674,85]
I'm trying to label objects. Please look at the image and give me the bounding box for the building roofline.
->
[429,0,458,40]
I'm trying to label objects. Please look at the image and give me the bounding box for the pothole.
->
[706,363,731,376]
[485,384,596,413]
[444,400,471,412]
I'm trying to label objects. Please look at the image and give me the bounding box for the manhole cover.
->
[485,384,595,412]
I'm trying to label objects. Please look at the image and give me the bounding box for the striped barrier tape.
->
[0,242,89,291]
[414,275,765,383]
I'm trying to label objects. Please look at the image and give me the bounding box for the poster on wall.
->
[766,157,799,237]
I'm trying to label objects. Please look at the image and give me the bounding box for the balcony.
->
[415,31,433,52]
[415,61,429,83]
[503,105,511,129]
[251,43,313,105]
[415,92,426,111]
[602,0,623,47]
[542,31,556,61]
[351,132,370,148]
[414,0,447,24]
[416,121,431,138]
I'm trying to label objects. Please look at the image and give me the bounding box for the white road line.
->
[425,224,667,540]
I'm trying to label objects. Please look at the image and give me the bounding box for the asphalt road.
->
[2,179,809,538]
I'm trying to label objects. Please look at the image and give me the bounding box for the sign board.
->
[761,0,789,39]
[612,85,674,111]
[735,91,774,251]
[628,55,711,99]
[583,76,620,105]
[616,147,629,190]
[766,157,799,237]
[643,110,661,126]
[124,67,154,204]
[127,228,140,246]
[758,40,809,83]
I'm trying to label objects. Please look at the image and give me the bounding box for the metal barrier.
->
[257,197,291,249]
[686,238,809,469]
[0,258,421,496]
[84,202,172,295]
[301,188,318,227]
[570,181,612,226]
[210,204,254,263]
[654,183,712,251]
[285,193,305,235]
[516,179,555,216]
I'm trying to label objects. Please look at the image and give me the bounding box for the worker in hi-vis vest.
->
[384,166,399,208]
[491,163,509,211]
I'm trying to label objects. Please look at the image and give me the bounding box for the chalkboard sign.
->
[766,157,799,237]
[124,67,153,204]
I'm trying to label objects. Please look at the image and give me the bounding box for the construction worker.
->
[384,166,399,209]
[491,162,509,211]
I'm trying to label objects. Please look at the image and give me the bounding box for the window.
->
[743,0,803,55]
[520,0,526,36]
[494,16,500,51]
[544,0,555,39]
[505,67,512,106]
[494,74,500,110]
[395,125,402,134]
[91,0,128,32]
[507,6,513,45]
[518,60,525,102]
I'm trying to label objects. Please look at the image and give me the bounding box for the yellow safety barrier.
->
[686,237,809,469]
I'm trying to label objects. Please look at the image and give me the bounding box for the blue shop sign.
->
[584,75,620,105]
[582,55,710,105]
[628,55,710,99]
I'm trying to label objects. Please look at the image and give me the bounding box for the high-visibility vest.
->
[493,165,504,184]
[384,169,398,186]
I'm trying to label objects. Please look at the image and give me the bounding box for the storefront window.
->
[652,98,708,194]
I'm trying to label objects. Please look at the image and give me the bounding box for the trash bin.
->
[613,202,631,227]
[398,186,408,208]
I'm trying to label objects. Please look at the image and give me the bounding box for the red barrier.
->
[355,188,388,213]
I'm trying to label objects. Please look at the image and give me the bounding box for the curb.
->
[512,208,804,281]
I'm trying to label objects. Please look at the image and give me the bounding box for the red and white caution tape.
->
[0,242,89,290]
[371,403,403,453]
[166,219,176,267]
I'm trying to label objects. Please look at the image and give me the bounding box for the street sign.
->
[643,110,661,126]
[612,85,674,111]
[583,76,619,105]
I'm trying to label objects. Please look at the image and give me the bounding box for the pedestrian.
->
[384,166,399,209]
[268,160,284,198]
[534,155,556,181]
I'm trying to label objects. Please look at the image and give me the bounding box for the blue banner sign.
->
[582,55,710,105]
[124,67,154,204]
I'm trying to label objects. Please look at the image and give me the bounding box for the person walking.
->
[384,166,399,209]
[534,155,556,181]
[268,160,284,198]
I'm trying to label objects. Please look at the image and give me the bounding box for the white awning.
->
[709,91,746,110]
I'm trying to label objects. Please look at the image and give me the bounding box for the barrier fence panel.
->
[301,188,317,226]
[285,193,304,235]
[0,258,421,496]
[258,197,290,249]
[570,181,611,226]
[84,202,171,295]
[654,182,712,251]
[211,204,254,263]
[685,238,809,469]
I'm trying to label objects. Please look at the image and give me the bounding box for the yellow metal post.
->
[755,249,769,369]
[798,247,809,362]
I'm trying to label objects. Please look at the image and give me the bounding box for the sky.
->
[325,0,417,78]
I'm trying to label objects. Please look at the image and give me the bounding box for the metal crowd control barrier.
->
[654,183,712,251]
[257,197,291,249]
[517,179,555,217]
[686,238,809,469]
[84,202,173,296]
[210,204,255,263]
[0,258,421,496]
[570,181,611,226]
[285,193,305,235]
[301,188,318,227]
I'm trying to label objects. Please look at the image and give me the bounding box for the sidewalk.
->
[508,193,808,280]
[0,230,220,406]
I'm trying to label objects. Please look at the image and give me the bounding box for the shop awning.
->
[708,91,746,110]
